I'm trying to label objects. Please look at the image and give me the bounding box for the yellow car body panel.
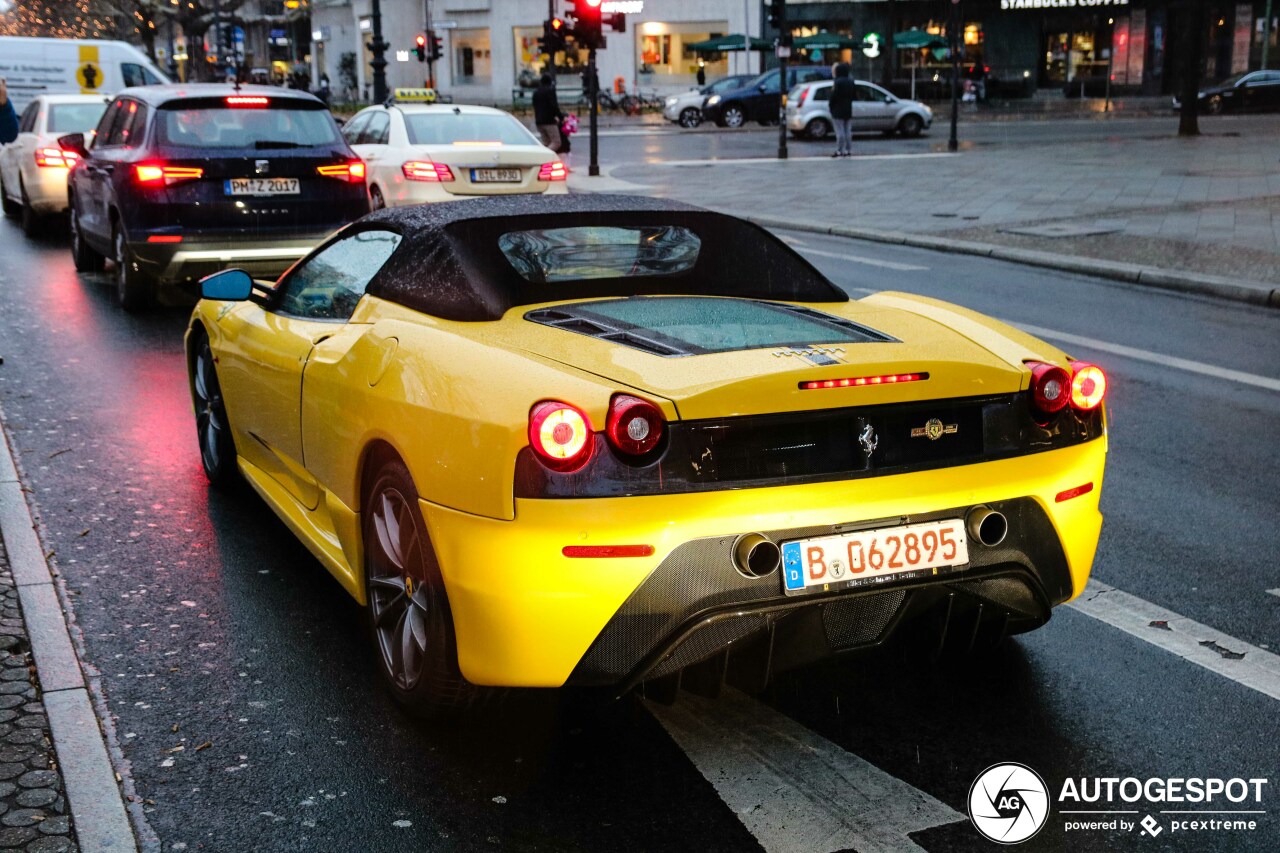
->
[424,437,1105,687]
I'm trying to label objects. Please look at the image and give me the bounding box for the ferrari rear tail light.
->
[402,160,454,182]
[225,96,269,107]
[605,394,665,458]
[1069,361,1107,411]
[1026,361,1070,416]
[799,372,928,390]
[538,161,567,181]
[562,545,655,558]
[529,401,594,472]
[317,161,367,183]
[35,147,79,168]
[134,164,203,186]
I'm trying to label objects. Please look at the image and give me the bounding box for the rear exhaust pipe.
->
[734,533,781,579]
[967,506,1008,547]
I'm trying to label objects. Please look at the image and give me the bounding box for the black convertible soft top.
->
[357,194,847,322]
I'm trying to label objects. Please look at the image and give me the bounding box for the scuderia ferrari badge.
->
[911,417,958,441]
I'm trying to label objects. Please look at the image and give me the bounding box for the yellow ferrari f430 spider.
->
[186,195,1108,713]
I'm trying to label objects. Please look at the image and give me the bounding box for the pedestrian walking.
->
[696,60,706,87]
[829,62,855,158]
[533,73,565,153]
[0,79,19,145]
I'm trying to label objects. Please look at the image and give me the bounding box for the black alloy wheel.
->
[114,226,152,312]
[69,203,106,272]
[898,113,925,138]
[679,107,702,128]
[363,457,488,717]
[721,104,746,129]
[806,117,832,140]
[192,333,238,488]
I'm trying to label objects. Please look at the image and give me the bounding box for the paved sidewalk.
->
[0,541,77,853]
[603,115,1280,289]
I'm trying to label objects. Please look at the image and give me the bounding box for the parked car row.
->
[663,68,932,140]
[2,82,568,312]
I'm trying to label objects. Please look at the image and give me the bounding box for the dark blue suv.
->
[60,84,369,311]
[702,66,833,128]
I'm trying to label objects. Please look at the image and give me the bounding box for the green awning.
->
[793,32,864,51]
[687,34,772,52]
[893,30,949,50]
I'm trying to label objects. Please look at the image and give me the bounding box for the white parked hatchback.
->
[342,100,568,209]
[786,80,933,140]
[0,94,110,234]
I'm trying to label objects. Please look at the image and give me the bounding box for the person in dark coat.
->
[532,73,565,152]
[0,79,19,145]
[829,62,855,158]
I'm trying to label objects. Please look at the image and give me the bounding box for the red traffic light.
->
[584,0,601,6]
[415,34,426,47]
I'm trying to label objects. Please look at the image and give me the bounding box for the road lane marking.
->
[659,152,958,167]
[800,246,930,271]
[1013,324,1280,393]
[1267,589,1280,599]
[647,688,962,853]
[1068,579,1280,702]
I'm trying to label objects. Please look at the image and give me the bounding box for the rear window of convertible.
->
[498,226,701,283]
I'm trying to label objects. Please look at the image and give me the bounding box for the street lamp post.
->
[948,0,960,153]
[369,0,390,103]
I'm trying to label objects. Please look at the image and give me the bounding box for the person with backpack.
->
[829,62,855,158]
[533,73,565,152]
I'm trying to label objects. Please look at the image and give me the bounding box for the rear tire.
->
[370,185,386,210]
[720,104,746,129]
[114,225,153,312]
[69,203,106,272]
[805,117,832,140]
[363,456,493,718]
[19,183,43,238]
[0,177,19,218]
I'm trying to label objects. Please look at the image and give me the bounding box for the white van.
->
[0,37,170,112]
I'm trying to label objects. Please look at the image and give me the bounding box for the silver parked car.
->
[786,79,933,139]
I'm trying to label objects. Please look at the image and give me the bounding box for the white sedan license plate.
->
[781,519,970,595]
[470,168,521,183]
[224,178,300,196]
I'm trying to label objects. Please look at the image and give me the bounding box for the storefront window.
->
[513,26,589,91]
[454,28,492,86]
[636,21,728,87]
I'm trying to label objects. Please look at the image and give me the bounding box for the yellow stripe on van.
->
[77,45,103,94]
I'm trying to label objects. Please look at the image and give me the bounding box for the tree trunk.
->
[880,0,897,91]
[1178,0,1206,136]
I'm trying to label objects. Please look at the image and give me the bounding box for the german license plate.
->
[224,178,300,196]
[781,518,969,595]
[471,168,521,183]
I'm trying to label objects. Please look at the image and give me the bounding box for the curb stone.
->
[746,215,1280,309]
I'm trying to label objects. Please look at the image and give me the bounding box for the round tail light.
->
[1027,361,1071,416]
[529,401,594,472]
[606,394,665,458]
[1069,361,1107,411]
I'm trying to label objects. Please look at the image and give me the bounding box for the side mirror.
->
[57,133,89,159]
[201,269,254,301]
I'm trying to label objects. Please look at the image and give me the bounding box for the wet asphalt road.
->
[0,199,1278,851]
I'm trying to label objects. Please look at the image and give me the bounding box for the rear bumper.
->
[130,229,337,285]
[422,437,1106,689]
[23,165,72,215]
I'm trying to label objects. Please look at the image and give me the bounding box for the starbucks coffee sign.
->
[1000,0,1130,9]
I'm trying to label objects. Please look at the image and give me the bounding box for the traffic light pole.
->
[370,0,390,103]
[775,2,788,160]
[588,47,600,176]
[948,0,960,152]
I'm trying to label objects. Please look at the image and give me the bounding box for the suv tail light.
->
[317,162,366,183]
[796,88,809,108]
[134,164,203,186]
[538,161,567,181]
[402,160,454,182]
[529,401,594,472]
[1069,361,1107,411]
[36,147,79,168]
[1026,361,1071,416]
[606,395,665,458]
